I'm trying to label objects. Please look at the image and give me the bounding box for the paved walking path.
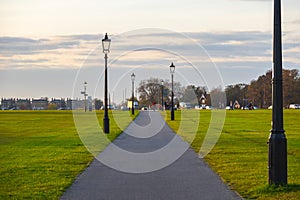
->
[61,111,242,200]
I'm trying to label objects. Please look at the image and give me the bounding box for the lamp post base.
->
[171,110,174,121]
[103,117,110,134]
[268,131,287,185]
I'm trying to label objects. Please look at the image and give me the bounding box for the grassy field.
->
[164,109,300,199]
[0,110,138,199]
[1,109,298,199]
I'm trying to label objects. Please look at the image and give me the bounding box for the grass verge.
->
[0,110,138,199]
[164,109,300,199]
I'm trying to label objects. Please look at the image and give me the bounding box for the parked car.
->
[289,104,300,109]
[121,106,129,111]
[268,105,272,109]
[226,106,233,110]
[205,106,213,110]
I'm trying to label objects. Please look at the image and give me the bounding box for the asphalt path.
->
[61,111,242,200]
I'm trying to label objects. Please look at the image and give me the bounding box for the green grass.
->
[164,109,300,200]
[1,109,298,199]
[0,110,138,199]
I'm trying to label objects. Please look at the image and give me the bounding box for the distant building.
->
[50,98,66,110]
[32,98,48,110]
[1,98,16,110]
[200,94,207,106]
[66,98,73,110]
[66,98,88,110]
[234,100,241,109]
[87,96,93,111]
[69,98,85,110]
[16,98,31,110]
[0,97,105,111]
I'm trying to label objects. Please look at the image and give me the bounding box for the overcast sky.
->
[1,0,300,103]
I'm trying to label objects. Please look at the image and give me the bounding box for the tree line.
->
[137,69,300,109]
[226,69,300,108]
[137,78,225,108]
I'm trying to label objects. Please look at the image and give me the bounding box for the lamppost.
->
[170,62,175,120]
[102,33,111,134]
[81,81,88,112]
[131,73,135,115]
[161,80,164,111]
[268,0,287,185]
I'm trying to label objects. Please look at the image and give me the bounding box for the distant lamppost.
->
[131,73,135,115]
[161,80,164,111]
[268,0,287,185]
[170,62,175,120]
[81,81,88,112]
[102,33,111,134]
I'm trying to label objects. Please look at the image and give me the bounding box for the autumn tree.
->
[180,85,208,106]
[282,69,300,107]
[209,86,226,108]
[225,84,248,107]
[137,78,182,108]
[247,70,272,108]
[246,69,299,108]
[136,69,300,109]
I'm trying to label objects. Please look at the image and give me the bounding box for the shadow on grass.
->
[256,184,300,195]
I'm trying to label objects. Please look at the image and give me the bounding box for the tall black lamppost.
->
[131,73,135,115]
[81,81,88,112]
[170,63,175,120]
[268,0,287,185]
[161,80,164,111]
[102,33,111,134]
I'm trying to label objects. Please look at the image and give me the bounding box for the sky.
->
[1,0,300,104]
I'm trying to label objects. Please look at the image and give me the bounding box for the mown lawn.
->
[164,109,300,200]
[0,110,138,199]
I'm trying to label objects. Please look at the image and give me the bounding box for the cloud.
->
[0,36,81,56]
[231,0,271,1]
[60,34,101,41]
[187,31,271,44]
[1,30,299,102]
[0,37,44,44]
[0,30,299,72]
[290,20,300,25]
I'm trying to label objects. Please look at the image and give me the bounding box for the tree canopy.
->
[136,69,299,109]
[225,69,300,108]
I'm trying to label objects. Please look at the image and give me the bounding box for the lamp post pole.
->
[268,0,287,185]
[131,73,135,115]
[161,80,164,111]
[104,52,109,133]
[84,81,87,112]
[170,63,175,120]
[102,33,111,134]
[81,81,88,112]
